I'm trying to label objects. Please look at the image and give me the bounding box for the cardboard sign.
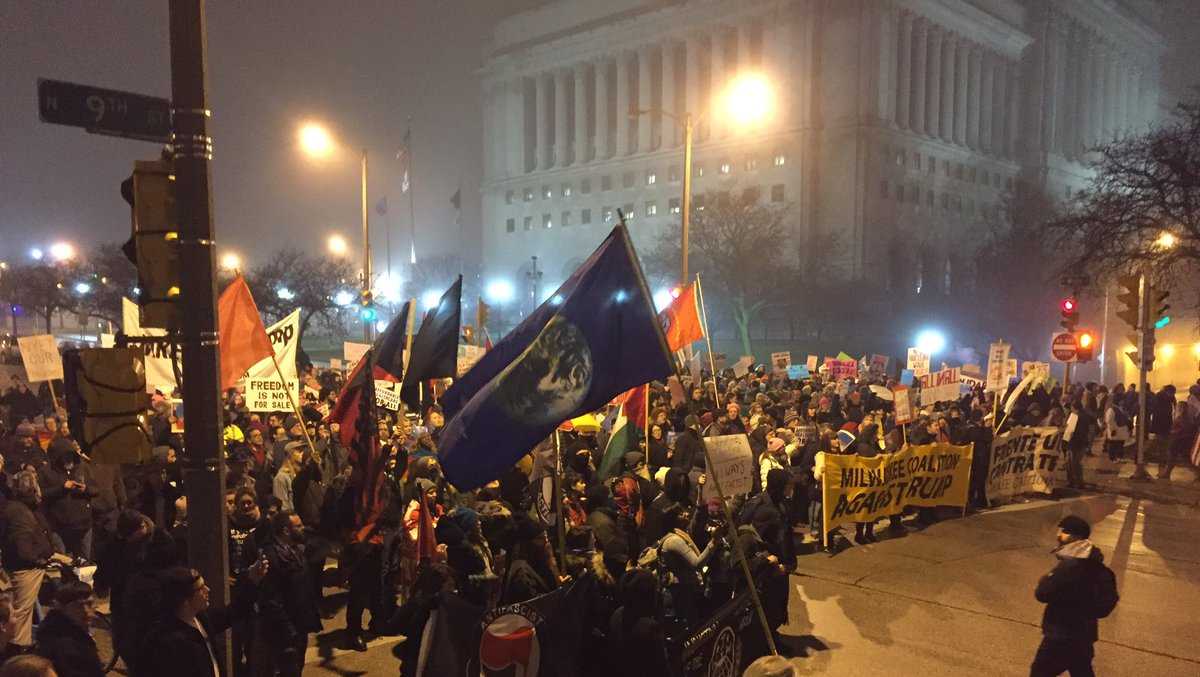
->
[375,380,402,411]
[985,341,1011,393]
[787,364,808,380]
[245,377,300,412]
[17,335,63,382]
[1022,361,1050,380]
[987,427,1067,502]
[893,386,913,425]
[806,354,818,371]
[899,369,914,386]
[343,341,370,367]
[122,297,174,390]
[732,355,754,378]
[906,348,930,378]
[918,367,961,406]
[330,357,342,370]
[457,344,485,377]
[828,359,857,381]
[770,351,791,374]
[702,434,755,499]
[870,354,889,372]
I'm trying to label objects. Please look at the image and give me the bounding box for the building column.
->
[1087,43,1103,148]
[662,42,678,146]
[980,51,994,154]
[991,57,1008,156]
[504,78,525,175]
[637,45,654,152]
[763,11,793,130]
[954,39,968,145]
[1006,62,1020,159]
[738,21,756,68]
[967,46,981,150]
[535,73,549,170]
[573,64,588,164]
[896,11,912,130]
[711,28,728,138]
[926,26,942,138]
[685,34,702,121]
[616,51,631,155]
[1105,49,1120,139]
[1064,28,1083,159]
[595,58,611,159]
[939,34,955,141]
[911,19,927,135]
[554,69,569,167]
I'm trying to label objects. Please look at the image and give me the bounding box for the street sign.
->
[1050,332,1078,362]
[38,78,171,143]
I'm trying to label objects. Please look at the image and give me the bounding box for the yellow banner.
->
[821,443,973,532]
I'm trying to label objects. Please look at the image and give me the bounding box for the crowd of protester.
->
[0,358,1197,676]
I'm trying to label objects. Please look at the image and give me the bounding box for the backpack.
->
[1090,563,1120,619]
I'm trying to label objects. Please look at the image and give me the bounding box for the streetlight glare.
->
[298,122,335,158]
[422,289,442,310]
[1154,231,1177,249]
[29,248,44,261]
[653,288,674,311]
[485,279,515,303]
[49,242,75,262]
[915,328,947,354]
[327,234,349,257]
[724,73,773,127]
[277,287,296,301]
[219,252,242,271]
[334,290,356,307]
[74,282,91,295]
[374,272,402,300]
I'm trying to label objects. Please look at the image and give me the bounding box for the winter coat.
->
[671,428,706,471]
[38,453,97,532]
[1035,540,1115,643]
[1149,391,1176,436]
[257,540,322,647]
[586,506,630,572]
[1,498,55,570]
[35,609,104,677]
[137,578,256,677]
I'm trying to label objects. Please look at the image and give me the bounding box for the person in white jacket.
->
[1103,402,1131,462]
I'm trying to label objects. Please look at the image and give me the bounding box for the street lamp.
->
[49,242,76,262]
[219,252,242,272]
[298,121,372,340]
[1154,231,1177,250]
[631,73,774,285]
[327,234,349,257]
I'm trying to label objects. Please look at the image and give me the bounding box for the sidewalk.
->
[1082,454,1200,506]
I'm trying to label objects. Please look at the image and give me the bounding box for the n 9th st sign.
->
[38,78,171,143]
[1051,332,1078,363]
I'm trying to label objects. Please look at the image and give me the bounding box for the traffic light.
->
[122,159,180,330]
[1148,285,1170,329]
[1115,274,1141,329]
[359,289,376,322]
[1075,330,1096,362]
[1143,330,1157,371]
[1060,297,1078,331]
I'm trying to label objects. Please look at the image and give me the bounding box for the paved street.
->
[780,491,1200,675]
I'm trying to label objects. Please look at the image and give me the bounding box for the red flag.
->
[658,282,704,353]
[619,384,648,432]
[217,277,273,391]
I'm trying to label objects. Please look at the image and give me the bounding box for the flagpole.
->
[554,429,566,579]
[643,385,650,448]
[269,353,319,460]
[406,118,418,265]
[695,274,721,409]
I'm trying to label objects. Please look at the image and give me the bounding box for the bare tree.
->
[3,261,83,333]
[76,243,138,326]
[245,248,356,335]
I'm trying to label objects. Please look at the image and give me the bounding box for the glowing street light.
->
[374,272,402,301]
[915,328,947,354]
[653,288,674,311]
[724,73,774,127]
[219,252,242,271]
[74,282,91,295]
[1154,231,1177,250]
[49,242,76,262]
[484,279,515,304]
[29,248,43,261]
[334,290,356,307]
[298,122,335,159]
[421,289,441,310]
[277,287,296,301]
[327,234,349,257]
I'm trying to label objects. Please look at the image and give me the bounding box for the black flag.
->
[400,276,462,409]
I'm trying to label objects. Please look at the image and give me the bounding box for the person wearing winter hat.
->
[673,414,706,472]
[835,422,858,452]
[1030,515,1118,677]
[759,437,789,491]
[38,437,97,557]
[5,423,43,473]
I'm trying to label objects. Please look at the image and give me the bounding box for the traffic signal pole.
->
[169,0,232,670]
[1131,272,1151,481]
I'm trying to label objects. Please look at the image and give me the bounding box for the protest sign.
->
[123,297,175,390]
[732,355,754,377]
[899,369,914,386]
[986,426,1067,502]
[960,372,984,388]
[806,354,818,371]
[985,341,1011,392]
[677,588,762,676]
[893,386,913,425]
[828,359,857,381]
[1007,358,1018,380]
[329,357,342,370]
[870,354,889,372]
[244,376,300,412]
[375,380,402,411]
[907,348,930,377]
[822,442,972,532]
[456,344,485,377]
[919,367,961,406]
[770,351,791,374]
[1022,361,1050,380]
[703,434,755,500]
[962,363,982,377]
[786,364,808,379]
[17,335,63,382]
[343,341,370,367]
[240,310,301,384]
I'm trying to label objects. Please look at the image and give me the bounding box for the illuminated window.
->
[542,185,552,199]
[623,203,635,220]
[719,161,731,175]
[602,207,613,222]
[773,154,786,167]
[646,201,658,216]
[523,188,534,202]
[646,171,657,186]
[523,216,533,230]
[542,213,552,228]
[669,197,681,214]
[561,183,572,198]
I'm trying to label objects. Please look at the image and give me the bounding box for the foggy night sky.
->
[3,0,1200,271]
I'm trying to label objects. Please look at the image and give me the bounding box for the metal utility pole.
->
[526,255,542,313]
[361,148,372,342]
[169,0,231,669]
[1131,272,1151,481]
[680,113,693,284]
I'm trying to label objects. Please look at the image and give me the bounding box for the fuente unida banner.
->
[986,426,1067,502]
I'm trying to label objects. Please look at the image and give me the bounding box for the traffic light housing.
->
[1143,330,1157,371]
[1060,297,1078,331]
[1115,274,1141,330]
[1148,285,1170,329]
[122,159,180,330]
[359,289,376,322]
[1075,330,1096,362]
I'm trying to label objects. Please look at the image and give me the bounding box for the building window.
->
[694,163,705,178]
[881,180,890,199]
[770,184,785,202]
[602,207,613,223]
[896,184,904,202]
[913,153,921,172]
[581,208,592,224]
[646,170,657,186]
[927,190,934,207]
[561,183,572,198]
[561,210,571,226]
[694,194,707,211]
[505,190,514,205]
[622,203,635,220]
[1006,177,1014,191]
[895,149,905,167]
[541,213,552,228]
[645,201,657,216]
[941,193,950,210]
[523,216,533,230]
[505,218,515,233]
[944,160,951,177]
[744,187,761,202]
[669,197,681,214]
[523,188,534,202]
[542,185,552,199]
[719,160,732,175]
[773,153,786,167]
[968,167,977,183]
[581,178,592,194]
[622,171,635,189]
[744,156,758,172]
[668,166,679,182]
[601,175,612,191]
[928,157,936,175]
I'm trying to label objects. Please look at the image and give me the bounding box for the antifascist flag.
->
[659,282,704,352]
[400,276,462,409]
[217,276,273,391]
[437,225,673,491]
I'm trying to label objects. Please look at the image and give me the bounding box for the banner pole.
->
[270,353,319,459]
[554,429,566,580]
[821,468,829,551]
[47,379,62,414]
[695,275,722,409]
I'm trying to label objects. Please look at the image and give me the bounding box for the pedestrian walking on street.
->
[1030,516,1119,677]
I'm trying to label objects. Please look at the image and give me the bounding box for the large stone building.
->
[479,0,1165,306]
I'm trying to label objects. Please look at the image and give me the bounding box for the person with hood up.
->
[3,424,43,474]
[606,568,670,677]
[1030,515,1118,677]
[499,515,561,604]
[438,507,497,607]
[2,469,70,649]
[671,414,706,474]
[584,483,629,576]
[37,438,97,558]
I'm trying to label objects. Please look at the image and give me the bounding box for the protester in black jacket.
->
[35,582,103,677]
[257,511,322,677]
[607,569,670,677]
[2,469,64,649]
[1031,516,1118,677]
[671,416,706,472]
[37,439,97,558]
[584,484,629,576]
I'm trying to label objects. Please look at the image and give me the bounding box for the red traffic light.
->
[1061,298,1076,313]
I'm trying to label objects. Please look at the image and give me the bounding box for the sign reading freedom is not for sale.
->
[245,377,300,412]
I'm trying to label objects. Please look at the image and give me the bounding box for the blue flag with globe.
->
[437,224,674,491]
